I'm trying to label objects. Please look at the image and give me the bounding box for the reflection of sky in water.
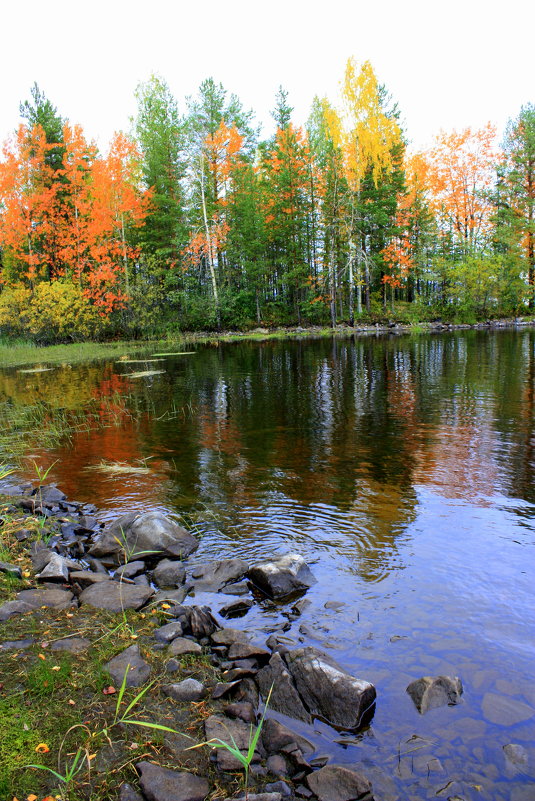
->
[2,330,535,799]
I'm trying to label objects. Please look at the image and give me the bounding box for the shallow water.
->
[2,330,534,799]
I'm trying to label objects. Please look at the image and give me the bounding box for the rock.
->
[168,637,202,657]
[266,634,298,653]
[70,570,111,587]
[137,761,209,801]
[482,692,534,726]
[219,598,254,618]
[35,554,73,581]
[220,580,251,596]
[30,545,55,572]
[248,554,316,600]
[265,781,292,797]
[105,645,151,688]
[79,581,153,611]
[85,556,109,574]
[212,681,241,699]
[133,574,150,587]
[503,743,529,770]
[266,755,290,778]
[231,795,282,801]
[204,714,263,770]
[211,628,250,647]
[305,765,373,801]
[36,484,66,503]
[262,718,314,756]
[190,558,249,591]
[256,652,311,723]
[406,676,463,714]
[154,621,184,643]
[0,638,35,650]
[153,559,186,588]
[285,648,376,730]
[0,561,22,579]
[153,588,188,606]
[51,637,91,653]
[224,701,257,724]
[115,561,146,579]
[170,605,220,639]
[0,600,35,621]
[17,587,75,609]
[162,678,205,702]
[228,642,270,661]
[119,783,144,801]
[90,512,198,563]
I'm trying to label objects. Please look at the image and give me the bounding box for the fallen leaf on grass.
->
[68,699,76,705]
[51,666,61,671]
[35,743,49,753]
[38,654,45,660]
[103,686,116,695]
[26,794,38,801]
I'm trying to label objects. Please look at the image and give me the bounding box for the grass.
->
[0,338,159,368]
[0,498,224,799]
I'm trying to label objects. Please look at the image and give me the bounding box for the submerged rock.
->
[89,512,198,563]
[248,554,316,600]
[406,675,463,714]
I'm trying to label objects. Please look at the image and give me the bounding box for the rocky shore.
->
[0,480,465,801]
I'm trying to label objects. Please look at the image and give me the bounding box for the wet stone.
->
[219,598,254,618]
[265,781,292,797]
[220,580,251,595]
[406,675,463,714]
[190,558,249,592]
[223,701,257,723]
[503,743,529,771]
[248,553,317,600]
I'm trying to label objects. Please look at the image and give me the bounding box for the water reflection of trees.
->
[3,330,535,569]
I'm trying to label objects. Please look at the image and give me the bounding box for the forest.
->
[0,59,534,341]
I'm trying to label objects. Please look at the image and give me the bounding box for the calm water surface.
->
[2,330,534,800]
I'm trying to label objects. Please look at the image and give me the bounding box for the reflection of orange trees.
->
[413,421,497,503]
[45,416,170,507]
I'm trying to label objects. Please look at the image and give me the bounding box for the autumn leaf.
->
[103,685,116,695]
[35,743,49,753]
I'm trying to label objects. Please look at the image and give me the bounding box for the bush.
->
[0,281,104,343]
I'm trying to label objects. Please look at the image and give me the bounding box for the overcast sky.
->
[2,0,533,153]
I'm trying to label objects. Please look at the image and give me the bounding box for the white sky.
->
[2,0,533,153]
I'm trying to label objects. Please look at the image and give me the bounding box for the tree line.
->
[0,63,533,340]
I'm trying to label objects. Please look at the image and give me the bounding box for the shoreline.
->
[1,316,534,369]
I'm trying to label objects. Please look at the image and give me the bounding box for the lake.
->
[1,329,534,799]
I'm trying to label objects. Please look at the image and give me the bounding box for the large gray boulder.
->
[190,558,249,591]
[79,581,153,611]
[89,512,198,563]
[136,761,209,801]
[305,765,373,801]
[257,648,376,730]
[248,554,316,599]
[406,675,463,714]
